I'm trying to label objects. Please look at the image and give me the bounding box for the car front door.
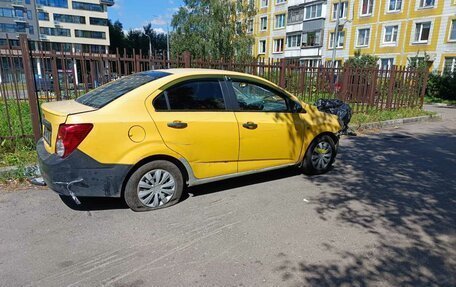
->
[229,79,306,172]
[150,78,239,179]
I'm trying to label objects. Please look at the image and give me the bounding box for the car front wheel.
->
[302,135,337,175]
[124,160,184,212]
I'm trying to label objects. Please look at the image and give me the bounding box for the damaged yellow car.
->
[37,69,342,211]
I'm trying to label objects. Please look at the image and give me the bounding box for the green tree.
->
[407,51,432,70]
[108,20,127,53]
[108,20,167,55]
[171,0,255,60]
[345,50,379,68]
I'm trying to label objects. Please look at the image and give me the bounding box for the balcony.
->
[11,0,25,8]
[100,0,115,6]
[14,16,27,23]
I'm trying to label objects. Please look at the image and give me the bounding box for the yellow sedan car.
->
[37,69,342,211]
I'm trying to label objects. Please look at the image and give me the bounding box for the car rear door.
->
[229,79,305,173]
[150,78,239,179]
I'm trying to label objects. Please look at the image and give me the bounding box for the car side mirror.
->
[292,102,306,113]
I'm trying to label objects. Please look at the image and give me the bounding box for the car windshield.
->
[76,71,171,108]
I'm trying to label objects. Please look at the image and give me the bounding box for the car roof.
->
[154,68,256,78]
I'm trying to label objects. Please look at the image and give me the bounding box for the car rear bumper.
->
[37,138,132,198]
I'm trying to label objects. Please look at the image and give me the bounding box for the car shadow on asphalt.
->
[59,195,129,211]
[273,129,456,287]
[187,166,302,197]
[61,166,304,211]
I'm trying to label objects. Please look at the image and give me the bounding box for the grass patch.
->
[0,100,36,168]
[0,167,29,184]
[0,100,33,139]
[0,145,37,168]
[351,108,436,126]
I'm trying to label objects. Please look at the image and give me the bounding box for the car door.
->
[150,78,239,179]
[229,79,306,172]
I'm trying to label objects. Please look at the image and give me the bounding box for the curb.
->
[355,113,442,130]
[0,165,38,179]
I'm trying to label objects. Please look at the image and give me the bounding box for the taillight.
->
[55,124,93,158]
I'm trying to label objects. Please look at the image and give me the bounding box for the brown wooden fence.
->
[0,35,428,142]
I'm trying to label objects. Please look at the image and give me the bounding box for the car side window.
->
[154,79,226,111]
[231,80,289,112]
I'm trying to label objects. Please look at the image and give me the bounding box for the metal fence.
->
[0,35,428,142]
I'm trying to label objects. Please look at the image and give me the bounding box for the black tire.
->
[124,160,184,212]
[302,134,337,175]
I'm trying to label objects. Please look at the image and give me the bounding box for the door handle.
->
[242,122,258,130]
[167,121,188,129]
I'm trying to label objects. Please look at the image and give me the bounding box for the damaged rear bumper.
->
[36,139,132,198]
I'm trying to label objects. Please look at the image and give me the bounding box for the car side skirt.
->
[179,157,297,187]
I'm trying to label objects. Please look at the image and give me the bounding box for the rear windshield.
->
[76,71,170,108]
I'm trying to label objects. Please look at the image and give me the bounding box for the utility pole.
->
[331,0,341,68]
[146,34,152,57]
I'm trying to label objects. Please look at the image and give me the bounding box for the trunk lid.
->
[40,100,96,153]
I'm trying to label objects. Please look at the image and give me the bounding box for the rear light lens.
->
[56,124,93,158]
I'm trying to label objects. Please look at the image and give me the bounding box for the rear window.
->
[154,79,225,111]
[76,71,170,108]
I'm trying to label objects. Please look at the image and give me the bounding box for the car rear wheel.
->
[302,135,336,175]
[124,160,184,212]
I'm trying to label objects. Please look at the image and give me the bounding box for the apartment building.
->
[321,0,456,71]
[0,0,39,47]
[36,0,113,53]
[249,0,288,59]
[285,0,327,66]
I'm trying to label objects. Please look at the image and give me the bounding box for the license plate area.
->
[43,119,52,146]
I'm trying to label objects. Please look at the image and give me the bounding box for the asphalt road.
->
[1,106,455,287]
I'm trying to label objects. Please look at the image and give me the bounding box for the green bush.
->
[426,71,456,101]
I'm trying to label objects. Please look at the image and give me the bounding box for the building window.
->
[288,8,304,23]
[388,0,402,11]
[247,19,254,33]
[444,57,456,73]
[419,0,435,8]
[361,0,374,16]
[357,28,370,47]
[72,1,104,12]
[36,0,68,8]
[329,31,345,48]
[333,2,348,19]
[37,11,49,21]
[90,17,108,26]
[75,30,106,39]
[384,25,399,43]
[261,0,268,8]
[40,27,71,37]
[275,14,286,29]
[287,34,301,48]
[302,30,322,47]
[305,4,322,20]
[54,14,86,24]
[414,22,431,43]
[276,0,286,4]
[258,40,266,54]
[29,26,34,35]
[260,16,268,31]
[235,21,242,34]
[449,20,456,41]
[273,38,284,53]
[300,59,321,67]
[15,22,26,32]
[0,8,14,18]
[380,58,394,70]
